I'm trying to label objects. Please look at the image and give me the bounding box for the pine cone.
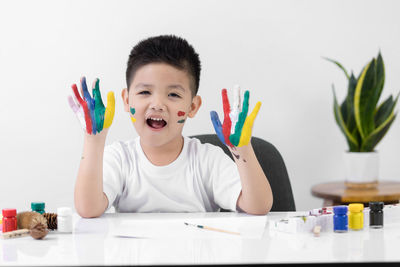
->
[43,213,58,230]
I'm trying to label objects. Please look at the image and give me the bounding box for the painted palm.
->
[326,52,399,152]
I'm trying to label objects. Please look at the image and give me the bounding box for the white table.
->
[1,211,399,265]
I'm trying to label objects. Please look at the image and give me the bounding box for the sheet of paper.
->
[111,215,267,239]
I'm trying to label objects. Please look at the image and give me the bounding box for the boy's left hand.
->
[210,87,261,148]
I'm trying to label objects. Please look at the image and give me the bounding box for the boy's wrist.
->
[84,128,108,145]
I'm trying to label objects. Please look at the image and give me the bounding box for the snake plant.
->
[325,51,399,152]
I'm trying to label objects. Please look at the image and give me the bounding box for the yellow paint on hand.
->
[238,101,261,147]
[103,91,115,129]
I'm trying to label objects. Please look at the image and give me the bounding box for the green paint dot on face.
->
[177,119,185,123]
[130,107,136,115]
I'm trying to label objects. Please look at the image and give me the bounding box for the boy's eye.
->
[138,91,150,95]
[169,93,181,98]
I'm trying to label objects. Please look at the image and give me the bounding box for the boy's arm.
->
[74,130,109,218]
[229,144,273,215]
[210,88,272,215]
[69,77,115,218]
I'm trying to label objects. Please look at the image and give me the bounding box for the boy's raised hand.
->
[210,86,261,147]
[68,77,115,135]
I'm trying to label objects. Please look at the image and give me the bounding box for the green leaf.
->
[323,57,350,80]
[333,84,359,151]
[374,93,399,127]
[361,112,396,152]
[354,60,377,138]
[374,52,385,108]
[345,73,357,131]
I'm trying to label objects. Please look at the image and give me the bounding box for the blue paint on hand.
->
[81,77,97,134]
[210,111,226,145]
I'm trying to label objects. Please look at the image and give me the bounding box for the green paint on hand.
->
[177,119,185,123]
[130,107,136,115]
[93,78,105,133]
[229,90,249,146]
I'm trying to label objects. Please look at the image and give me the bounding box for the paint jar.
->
[57,207,72,233]
[2,209,17,233]
[31,202,45,214]
[369,201,384,229]
[348,203,364,230]
[333,205,348,233]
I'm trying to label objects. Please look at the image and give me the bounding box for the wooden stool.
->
[311,181,400,207]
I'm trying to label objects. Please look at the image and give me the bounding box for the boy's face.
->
[122,63,202,148]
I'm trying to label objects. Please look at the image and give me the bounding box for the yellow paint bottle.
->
[348,203,364,230]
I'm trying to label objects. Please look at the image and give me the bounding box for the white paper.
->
[111,215,267,239]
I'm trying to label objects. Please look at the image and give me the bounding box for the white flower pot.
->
[343,151,379,189]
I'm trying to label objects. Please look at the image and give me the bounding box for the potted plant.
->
[325,51,399,188]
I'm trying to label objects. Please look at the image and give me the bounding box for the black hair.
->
[126,35,201,96]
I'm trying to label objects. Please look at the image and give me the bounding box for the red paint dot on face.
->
[178,111,186,116]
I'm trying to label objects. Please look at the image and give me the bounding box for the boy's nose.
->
[149,96,166,111]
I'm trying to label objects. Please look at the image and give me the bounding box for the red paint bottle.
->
[2,209,17,233]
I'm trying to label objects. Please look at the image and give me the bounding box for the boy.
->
[71,35,273,218]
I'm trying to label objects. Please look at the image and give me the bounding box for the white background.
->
[1,0,399,213]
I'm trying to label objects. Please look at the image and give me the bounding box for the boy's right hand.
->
[68,76,115,135]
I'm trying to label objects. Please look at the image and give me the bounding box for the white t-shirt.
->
[103,136,242,213]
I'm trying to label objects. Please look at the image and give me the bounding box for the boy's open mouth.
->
[146,117,167,129]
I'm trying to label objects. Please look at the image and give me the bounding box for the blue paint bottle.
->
[333,205,348,233]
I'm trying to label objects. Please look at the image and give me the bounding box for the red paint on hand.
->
[178,111,186,116]
[72,84,93,134]
[222,89,233,147]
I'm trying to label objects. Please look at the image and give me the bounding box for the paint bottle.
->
[2,209,17,233]
[333,205,348,233]
[369,201,384,229]
[348,203,364,230]
[57,207,72,233]
[31,202,45,214]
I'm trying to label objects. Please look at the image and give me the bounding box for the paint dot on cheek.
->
[130,107,136,115]
[178,111,185,116]
[177,119,185,123]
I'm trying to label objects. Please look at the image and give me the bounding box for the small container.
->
[57,207,72,233]
[369,201,384,229]
[31,202,45,214]
[2,209,17,233]
[333,205,348,233]
[348,203,364,230]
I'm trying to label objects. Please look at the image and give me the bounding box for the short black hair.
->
[126,35,201,96]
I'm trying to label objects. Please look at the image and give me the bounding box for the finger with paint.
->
[229,90,249,146]
[229,85,241,134]
[210,111,226,145]
[130,107,136,123]
[81,77,97,135]
[68,95,86,132]
[70,84,93,134]
[103,91,115,129]
[92,78,106,133]
[221,89,233,147]
[238,101,261,146]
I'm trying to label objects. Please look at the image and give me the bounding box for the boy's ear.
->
[188,95,202,118]
[121,88,130,112]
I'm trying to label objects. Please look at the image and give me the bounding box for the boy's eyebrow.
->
[134,83,153,90]
[167,84,186,92]
[134,83,186,92]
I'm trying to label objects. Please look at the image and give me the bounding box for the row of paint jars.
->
[333,202,384,233]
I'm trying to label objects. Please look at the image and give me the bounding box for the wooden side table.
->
[311,181,400,207]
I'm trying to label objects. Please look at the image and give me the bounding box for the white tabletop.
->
[0,211,399,265]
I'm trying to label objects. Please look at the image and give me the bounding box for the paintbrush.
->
[184,222,240,235]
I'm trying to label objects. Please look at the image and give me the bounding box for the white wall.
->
[1,0,400,213]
